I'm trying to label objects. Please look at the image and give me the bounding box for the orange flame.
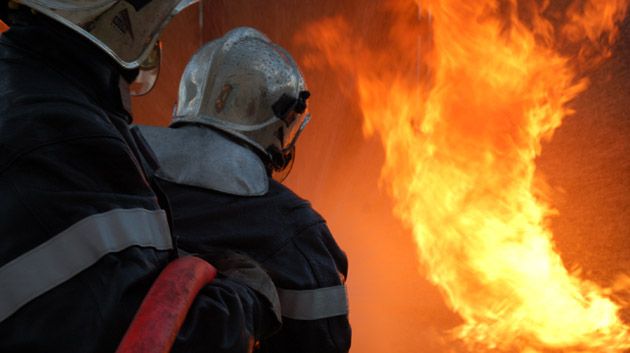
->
[299,0,629,351]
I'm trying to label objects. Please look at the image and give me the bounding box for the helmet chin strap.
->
[268,145,294,173]
[269,146,296,182]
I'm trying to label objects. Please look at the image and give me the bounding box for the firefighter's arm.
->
[171,249,281,353]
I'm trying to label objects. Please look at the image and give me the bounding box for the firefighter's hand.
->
[194,248,282,339]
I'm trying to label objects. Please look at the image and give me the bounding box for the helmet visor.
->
[130,41,161,96]
[282,111,311,151]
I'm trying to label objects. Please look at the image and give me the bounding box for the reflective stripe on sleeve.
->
[277,285,348,320]
[0,208,172,323]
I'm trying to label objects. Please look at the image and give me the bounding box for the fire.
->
[299,0,629,351]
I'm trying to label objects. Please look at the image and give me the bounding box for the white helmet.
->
[171,27,311,173]
[6,0,196,70]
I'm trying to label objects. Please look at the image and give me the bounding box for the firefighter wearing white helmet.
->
[170,26,312,180]
[0,1,275,352]
[139,27,351,353]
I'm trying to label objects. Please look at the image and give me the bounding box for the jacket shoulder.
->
[0,53,119,172]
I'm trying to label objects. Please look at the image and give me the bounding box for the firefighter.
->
[0,2,278,352]
[138,27,351,353]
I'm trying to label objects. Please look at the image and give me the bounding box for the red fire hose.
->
[116,256,218,353]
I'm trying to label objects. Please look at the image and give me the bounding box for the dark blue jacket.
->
[159,178,352,353]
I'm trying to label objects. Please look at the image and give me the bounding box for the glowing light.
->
[299,0,629,351]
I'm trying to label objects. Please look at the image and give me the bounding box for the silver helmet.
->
[171,27,311,172]
[9,0,197,70]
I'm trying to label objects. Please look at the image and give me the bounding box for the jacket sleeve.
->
[259,221,351,353]
[172,249,282,353]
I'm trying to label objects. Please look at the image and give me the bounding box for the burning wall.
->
[134,1,630,352]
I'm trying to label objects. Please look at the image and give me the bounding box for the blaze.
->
[299,0,629,351]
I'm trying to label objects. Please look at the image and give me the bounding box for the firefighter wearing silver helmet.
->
[139,27,351,353]
[0,1,275,352]
[171,26,312,178]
